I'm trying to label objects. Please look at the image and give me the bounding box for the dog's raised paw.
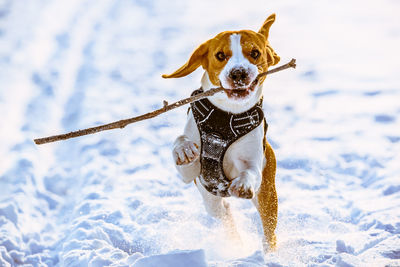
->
[228,176,255,199]
[173,139,199,165]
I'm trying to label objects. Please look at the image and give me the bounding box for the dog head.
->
[163,14,280,112]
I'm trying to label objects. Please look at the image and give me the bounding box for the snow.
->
[0,0,399,266]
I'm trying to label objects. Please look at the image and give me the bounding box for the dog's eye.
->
[215,51,226,61]
[250,49,260,60]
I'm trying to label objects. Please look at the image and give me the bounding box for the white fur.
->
[172,32,265,220]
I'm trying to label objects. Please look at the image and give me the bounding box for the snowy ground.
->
[1,0,399,266]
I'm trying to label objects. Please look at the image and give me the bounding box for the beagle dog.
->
[163,14,280,251]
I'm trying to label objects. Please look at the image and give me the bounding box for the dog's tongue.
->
[231,87,248,92]
[224,87,250,98]
[223,79,258,98]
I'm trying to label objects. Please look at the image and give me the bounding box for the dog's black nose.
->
[228,67,248,85]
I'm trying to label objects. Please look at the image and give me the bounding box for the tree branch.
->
[34,59,296,145]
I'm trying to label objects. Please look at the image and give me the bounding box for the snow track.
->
[0,0,399,266]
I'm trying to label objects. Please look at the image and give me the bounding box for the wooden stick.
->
[34,59,296,145]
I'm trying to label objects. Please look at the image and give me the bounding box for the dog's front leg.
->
[173,135,201,183]
[226,127,264,199]
[172,112,201,183]
[228,163,262,199]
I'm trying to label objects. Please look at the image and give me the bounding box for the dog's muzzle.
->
[223,67,258,98]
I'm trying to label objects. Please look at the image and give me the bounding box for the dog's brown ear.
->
[266,45,280,66]
[162,40,210,78]
[259,13,276,40]
[259,14,280,66]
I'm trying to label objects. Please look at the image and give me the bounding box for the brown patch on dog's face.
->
[203,32,232,86]
[237,31,272,85]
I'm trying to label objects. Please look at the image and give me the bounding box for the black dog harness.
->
[190,88,265,197]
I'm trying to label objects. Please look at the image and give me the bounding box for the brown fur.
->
[258,139,278,249]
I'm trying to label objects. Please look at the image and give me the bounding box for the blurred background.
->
[0,0,399,266]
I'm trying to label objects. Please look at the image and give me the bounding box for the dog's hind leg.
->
[253,140,278,252]
[195,178,241,242]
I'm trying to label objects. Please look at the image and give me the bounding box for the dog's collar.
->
[190,88,265,197]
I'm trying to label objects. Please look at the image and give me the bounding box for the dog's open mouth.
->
[223,79,258,99]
